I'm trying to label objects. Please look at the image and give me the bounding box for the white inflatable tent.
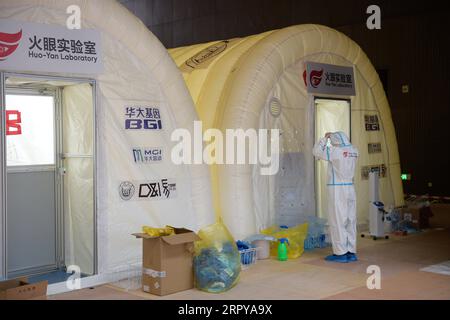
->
[0,0,214,284]
[170,25,404,240]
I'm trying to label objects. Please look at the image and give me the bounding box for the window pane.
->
[6,94,55,166]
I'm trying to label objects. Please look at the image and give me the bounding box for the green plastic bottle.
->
[277,238,289,261]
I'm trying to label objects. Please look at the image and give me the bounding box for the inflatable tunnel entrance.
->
[170,24,404,240]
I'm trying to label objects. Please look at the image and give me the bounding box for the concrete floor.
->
[50,227,450,300]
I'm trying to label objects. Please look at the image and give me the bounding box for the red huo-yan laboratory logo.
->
[309,69,324,88]
[0,30,22,61]
[303,68,324,88]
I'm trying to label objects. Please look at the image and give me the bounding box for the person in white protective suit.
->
[313,132,359,263]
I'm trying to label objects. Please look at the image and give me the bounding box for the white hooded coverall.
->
[313,132,359,255]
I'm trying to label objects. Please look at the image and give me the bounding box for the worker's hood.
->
[330,132,352,147]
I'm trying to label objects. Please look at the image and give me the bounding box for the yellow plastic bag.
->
[142,225,175,237]
[193,221,241,293]
[261,223,308,259]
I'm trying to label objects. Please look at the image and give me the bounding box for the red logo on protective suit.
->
[343,152,348,158]
[6,110,22,135]
[0,30,22,61]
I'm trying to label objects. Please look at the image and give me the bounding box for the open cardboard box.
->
[133,227,200,296]
[0,277,48,300]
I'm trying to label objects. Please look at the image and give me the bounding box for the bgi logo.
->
[119,181,135,201]
[133,148,163,163]
[139,179,177,200]
[125,106,162,130]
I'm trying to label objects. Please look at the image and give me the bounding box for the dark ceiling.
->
[120,0,447,48]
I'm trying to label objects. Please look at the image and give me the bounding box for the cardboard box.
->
[0,277,47,300]
[429,203,450,228]
[133,228,200,296]
[402,205,433,230]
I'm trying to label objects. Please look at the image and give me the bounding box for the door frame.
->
[0,72,98,280]
[1,72,5,280]
[5,87,59,278]
[313,96,352,140]
[313,96,352,219]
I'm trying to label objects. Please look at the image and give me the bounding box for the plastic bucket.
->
[253,240,270,260]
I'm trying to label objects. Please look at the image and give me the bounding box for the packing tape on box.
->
[143,268,167,278]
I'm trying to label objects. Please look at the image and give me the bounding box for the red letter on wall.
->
[6,110,22,135]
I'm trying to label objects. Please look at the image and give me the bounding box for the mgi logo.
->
[125,106,162,130]
[133,148,163,163]
[139,179,177,200]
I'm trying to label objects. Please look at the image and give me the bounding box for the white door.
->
[315,98,351,219]
[5,92,59,278]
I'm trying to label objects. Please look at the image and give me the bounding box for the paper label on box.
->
[143,285,150,293]
[154,282,160,289]
[143,268,167,278]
